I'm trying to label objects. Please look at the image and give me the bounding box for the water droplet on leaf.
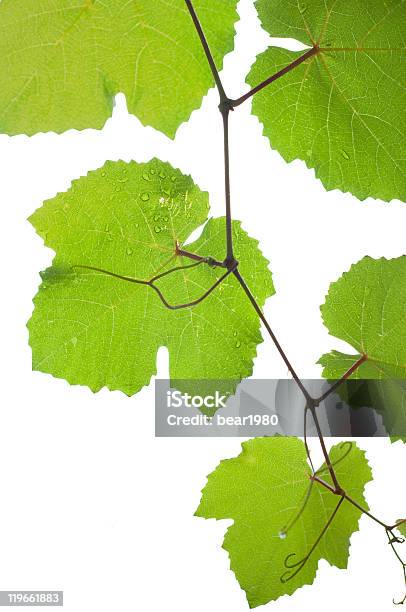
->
[140,192,150,201]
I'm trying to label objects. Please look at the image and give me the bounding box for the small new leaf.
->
[196,437,372,607]
[28,159,274,395]
[0,0,238,137]
[248,0,406,201]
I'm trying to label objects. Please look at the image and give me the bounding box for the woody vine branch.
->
[184,0,406,599]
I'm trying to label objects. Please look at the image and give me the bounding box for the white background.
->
[0,1,405,610]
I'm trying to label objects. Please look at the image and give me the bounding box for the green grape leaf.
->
[28,158,274,395]
[397,521,406,538]
[0,0,238,137]
[318,256,406,441]
[196,437,372,607]
[248,0,406,201]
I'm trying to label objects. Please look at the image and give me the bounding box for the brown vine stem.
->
[307,400,342,491]
[183,1,403,595]
[315,353,368,404]
[304,405,316,473]
[185,0,234,262]
[184,0,227,101]
[231,45,319,108]
[233,268,312,402]
[176,242,226,268]
[221,103,234,263]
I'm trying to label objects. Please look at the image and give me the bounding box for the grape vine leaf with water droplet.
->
[196,437,372,607]
[248,0,406,201]
[318,256,406,441]
[28,158,274,396]
[0,0,238,137]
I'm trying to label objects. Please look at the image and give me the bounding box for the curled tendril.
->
[279,480,314,538]
[278,401,317,543]
[294,416,351,548]
[393,594,406,606]
[304,404,315,474]
[386,529,406,604]
[280,406,350,547]
[279,497,344,584]
[72,255,236,311]
[316,441,354,476]
[390,536,406,545]
[280,552,308,583]
[393,579,406,606]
